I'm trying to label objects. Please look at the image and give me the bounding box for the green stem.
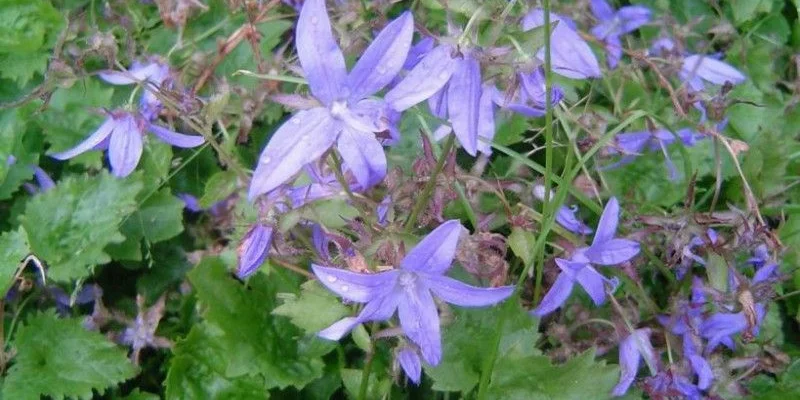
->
[357,324,378,400]
[403,134,456,233]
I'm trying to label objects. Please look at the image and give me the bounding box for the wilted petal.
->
[336,126,386,188]
[426,274,514,307]
[575,265,607,305]
[476,82,496,155]
[346,12,414,100]
[50,117,115,160]
[296,0,347,105]
[248,108,338,200]
[752,263,777,284]
[236,224,273,278]
[612,333,643,396]
[377,196,391,225]
[593,197,621,245]
[398,281,441,365]
[531,271,575,317]
[682,55,746,88]
[397,347,422,384]
[400,220,464,274]
[385,45,457,112]
[556,205,593,235]
[446,57,481,156]
[523,9,602,79]
[585,238,640,265]
[148,124,205,148]
[590,0,614,21]
[108,116,143,178]
[312,264,400,303]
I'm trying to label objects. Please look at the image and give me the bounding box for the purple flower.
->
[377,195,391,226]
[396,346,422,384]
[313,220,514,364]
[603,128,702,181]
[494,67,563,118]
[590,0,650,68]
[643,370,704,400]
[701,303,766,352]
[50,110,204,177]
[237,223,274,279]
[613,328,657,396]
[680,54,746,92]
[99,59,172,120]
[532,197,639,316]
[7,155,56,194]
[531,184,592,235]
[249,0,414,200]
[521,9,601,79]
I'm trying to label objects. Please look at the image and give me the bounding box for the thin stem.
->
[358,323,378,400]
[403,134,456,233]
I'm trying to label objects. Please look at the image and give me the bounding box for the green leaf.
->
[508,227,535,266]
[20,172,143,282]
[2,311,137,400]
[166,325,269,400]
[747,359,800,399]
[0,0,63,84]
[187,257,325,389]
[426,303,540,393]
[0,227,29,294]
[730,0,772,24]
[486,348,619,400]
[199,170,238,209]
[272,280,351,333]
[706,253,729,292]
[121,188,185,244]
[340,368,391,399]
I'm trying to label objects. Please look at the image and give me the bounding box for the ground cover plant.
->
[1,0,800,398]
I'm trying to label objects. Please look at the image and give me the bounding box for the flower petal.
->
[296,0,347,105]
[98,62,162,85]
[346,12,414,100]
[523,9,602,79]
[236,224,273,278]
[556,206,594,235]
[688,354,713,390]
[319,317,361,340]
[108,116,143,178]
[590,0,614,21]
[593,197,621,245]
[682,55,746,87]
[617,6,651,33]
[148,124,205,148]
[50,117,116,160]
[336,126,386,188]
[530,272,575,317]
[446,57,481,156]
[248,108,338,200]
[476,82,496,155]
[319,293,401,340]
[311,264,400,303]
[397,347,422,384]
[575,265,607,305]
[398,283,442,365]
[385,45,457,112]
[585,238,640,265]
[426,275,514,307]
[400,220,464,274]
[612,333,643,396]
[32,166,55,191]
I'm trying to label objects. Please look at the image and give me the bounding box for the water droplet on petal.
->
[438,71,448,80]
[377,66,387,75]
[292,118,301,124]
[340,285,349,292]
[262,157,271,164]
[327,276,337,283]
[311,16,319,25]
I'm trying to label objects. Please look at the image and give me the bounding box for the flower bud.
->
[236,223,274,278]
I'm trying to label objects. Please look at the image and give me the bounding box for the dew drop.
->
[438,71,449,80]
[292,118,301,124]
[311,16,319,25]
[327,276,337,283]
[377,66,387,75]
[340,285,349,292]
[262,157,272,164]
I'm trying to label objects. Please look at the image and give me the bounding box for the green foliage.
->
[747,359,800,399]
[272,280,351,334]
[2,311,137,400]
[0,227,30,294]
[181,258,327,390]
[20,172,142,282]
[0,0,63,85]
[122,188,185,244]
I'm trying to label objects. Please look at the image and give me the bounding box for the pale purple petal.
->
[398,282,441,365]
[400,220,464,274]
[426,275,513,307]
[427,87,448,119]
[236,224,273,278]
[593,197,621,246]
[701,311,747,352]
[752,263,777,284]
[108,116,143,178]
[590,0,614,21]
[346,12,414,100]
[402,37,435,70]
[476,82,496,155]
[682,55,746,88]
[556,206,593,235]
[612,333,643,396]
[377,196,391,226]
[32,166,55,191]
[50,117,115,160]
[385,45,457,112]
[523,9,602,79]
[98,62,162,85]
[311,264,400,303]
[336,126,386,188]
[531,271,575,317]
[585,239,640,265]
[296,0,347,105]
[688,354,713,390]
[397,347,422,384]
[605,35,623,69]
[617,6,651,33]
[319,317,361,340]
[446,57,481,156]
[248,108,338,200]
[575,265,607,305]
[148,124,205,148]
[319,292,401,340]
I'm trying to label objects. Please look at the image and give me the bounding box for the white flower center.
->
[398,271,418,288]
[329,100,348,119]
